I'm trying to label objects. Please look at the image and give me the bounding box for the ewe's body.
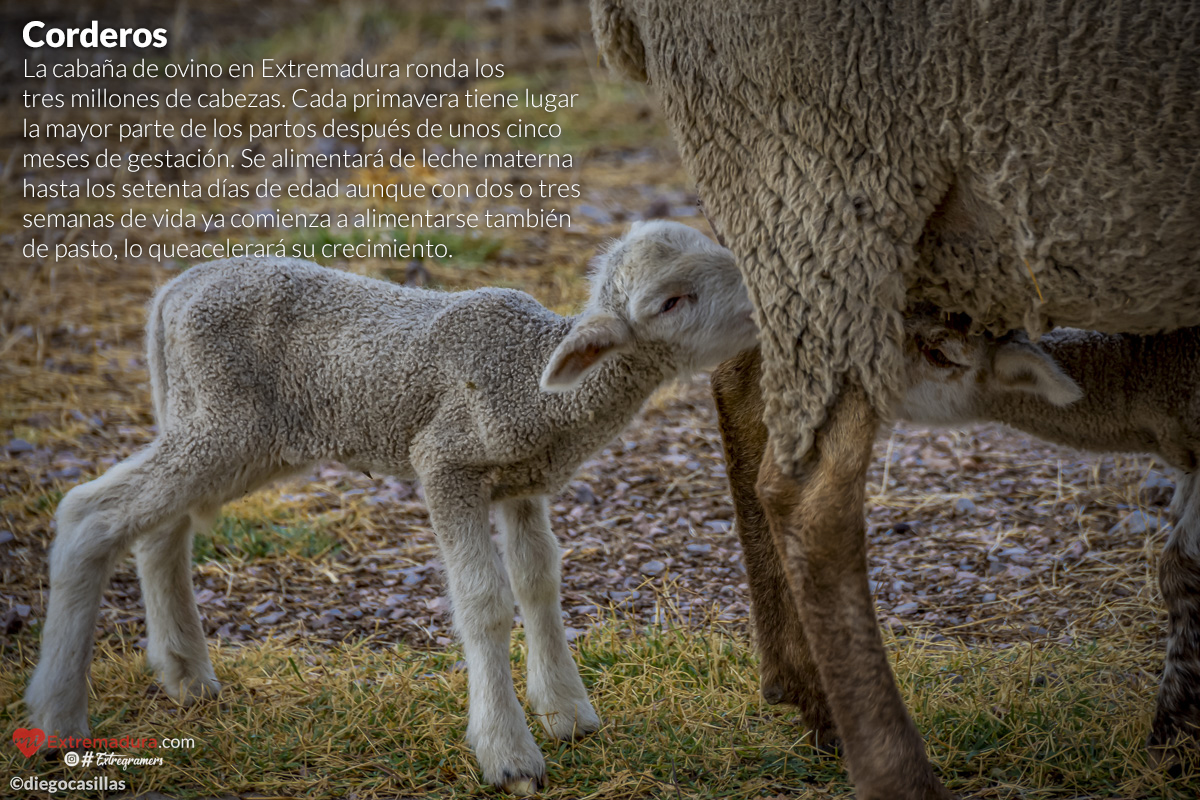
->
[26,221,758,794]
[595,2,1200,795]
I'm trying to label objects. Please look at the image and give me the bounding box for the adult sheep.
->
[591,1,1200,797]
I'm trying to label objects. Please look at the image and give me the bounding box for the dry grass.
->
[1,611,1196,800]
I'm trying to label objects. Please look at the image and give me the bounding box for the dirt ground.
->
[1,359,1176,662]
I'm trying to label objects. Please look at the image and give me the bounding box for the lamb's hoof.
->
[1147,722,1200,776]
[473,727,547,796]
[538,701,601,741]
[161,673,221,706]
[498,771,546,796]
[762,680,801,706]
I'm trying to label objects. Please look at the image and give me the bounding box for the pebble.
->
[982,593,998,603]
[1109,510,1157,536]
[577,204,614,224]
[639,560,666,576]
[893,602,921,615]
[952,497,977,516]
[0,530,13,546]
[573,483,597,505]
[686,543,712,555]
[1140,473,1175,505]
[1005,564,1033,580]
[5,438,34,455]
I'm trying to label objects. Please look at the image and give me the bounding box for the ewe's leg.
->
[757,384,949,800]
[498,496,600,740]
[134,511,219,705]
[424,477,545,794]
[711,351,837,743]
[26,440,223,738]
[1150,470,1200,756]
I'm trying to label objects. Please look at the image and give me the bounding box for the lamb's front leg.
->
[424,477,545,794]
[499,496,601,741]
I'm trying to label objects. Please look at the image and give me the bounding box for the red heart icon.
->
[13,727,45,757]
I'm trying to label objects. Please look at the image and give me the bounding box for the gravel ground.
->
[1,372,1175,659]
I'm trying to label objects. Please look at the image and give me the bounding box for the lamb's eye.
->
[660,296,682,313]
[923,347,957,369]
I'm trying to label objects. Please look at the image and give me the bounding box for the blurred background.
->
[1,2,1195,797]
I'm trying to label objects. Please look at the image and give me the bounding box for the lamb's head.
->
[897,313,1083,425]
[540,221,757,392]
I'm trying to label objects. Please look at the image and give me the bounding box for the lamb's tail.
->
[145,282,173,425]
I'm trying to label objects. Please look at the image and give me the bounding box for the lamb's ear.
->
[991,340,1083,406]
[540,313,633,392]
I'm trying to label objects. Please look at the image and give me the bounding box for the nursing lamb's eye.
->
[660,296,682,313]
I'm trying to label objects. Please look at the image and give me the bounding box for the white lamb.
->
[25,220,758,794]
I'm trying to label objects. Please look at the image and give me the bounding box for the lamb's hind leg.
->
[423,474,546,795]
[1150,470,1200,758]
[499,496,600,741]
[25,438,226,739]
[134,510,219,705]
[711,350,838,749]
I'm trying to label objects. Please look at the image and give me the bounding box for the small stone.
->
[385,594,407,607]
[577,204,614,224]
[5,439,34,455]
[703,520,731,534]
[1110,510,1156,536]
[686,543,713,555]
[1140,473,1176,505]
[952,497,977,516]
[639,560,666,576]
[256,611,286,625]
[573,483,597,505]
[885,617,906,633]
[1005,565,1033,580]
[570,604,597,616]
[0,530,13,546]
[1028,626,1050,637]
[893,602,921,615]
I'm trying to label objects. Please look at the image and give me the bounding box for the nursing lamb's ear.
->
[991,340,1083,406]
[540,313,633,392]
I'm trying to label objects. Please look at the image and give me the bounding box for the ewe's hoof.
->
[498,771,546,796]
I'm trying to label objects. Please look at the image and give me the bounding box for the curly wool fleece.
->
[592,0,1200,475]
